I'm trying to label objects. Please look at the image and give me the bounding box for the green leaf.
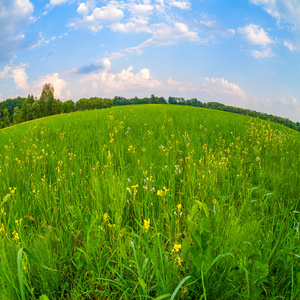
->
[191,204,198,219]
[181,236,191,260]
[39,295,50,300]
[154,294,171,300]
[193,229,202,247]
[138,277,147,291]
[186,217,195,232]
[202,203,209,217]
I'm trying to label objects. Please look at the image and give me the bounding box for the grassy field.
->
[0,104,299,299]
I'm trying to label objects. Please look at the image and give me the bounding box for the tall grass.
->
[0,105,299,299]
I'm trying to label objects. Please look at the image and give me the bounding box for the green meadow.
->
[0,104,299,299]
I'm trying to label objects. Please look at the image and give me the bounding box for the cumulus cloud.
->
[238,24,275,58]
[77,3,89,15]
[203,77,246,98]
[238,24,273,46]
[111,18,152,33]
[110,3,154,33]
[49,0,69,6]
[35,73,68,99]
[250,0,300,50]
[69,4,124,32]
[131,4,154,17]
[167,77,195,93]
[0,0,34,61]
[169,1,191,10]
[0,63,29,90]
[251,46,274,58]
[80,65,162,94]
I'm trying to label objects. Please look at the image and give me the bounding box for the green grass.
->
[0,104,299,299]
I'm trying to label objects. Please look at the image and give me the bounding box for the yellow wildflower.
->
[9,187,16,195]
[173,244,181,253]
[177,257,183,266]
[144,218,150,232]
[104,213,108,222]
[177,204,182,212]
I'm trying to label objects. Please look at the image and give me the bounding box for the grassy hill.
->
[0,105,299,299]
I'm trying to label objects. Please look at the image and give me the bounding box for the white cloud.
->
[49,0,69,6]
[30,32,50,49]
[238,24,273,46]
[0,63,29,90]
[199,19,216,28]
[66,90,72,99]
[227,29,235,36]
[283,40,295,51]
[110,4,154,33]
[36,73,68,99]
[251,46,274,58]
[265,98,272,107]
[203,77,246,98]
[0,92,3,102]
[92,5,124,21]
[249,0,300,26]
[111,18,151,33]
[290,94,298,107]
[132,22,199,49]
[238,24,275,58]
[103,58,111,70]
[80,65,162,94]
[131,4,154,17]
[167,77,194,93]
[250,0,300,50]
[279,96,286,104]
[0,0,34,61]
[169,1,191,10]
[70,4,124,32]
[77,3,89,15]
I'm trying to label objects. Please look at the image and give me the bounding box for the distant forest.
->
[1,83,299,132]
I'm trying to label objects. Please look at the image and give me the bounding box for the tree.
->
[3,108,10,127]
[13,107,22,124]
[40,83,55,116]
[62,100,75,113]
[31,101,42,119]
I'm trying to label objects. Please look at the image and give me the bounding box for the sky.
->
[0,0,300,122]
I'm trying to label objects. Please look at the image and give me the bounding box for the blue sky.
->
[0,0,300,122]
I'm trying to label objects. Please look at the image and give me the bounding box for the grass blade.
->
[17,248,56,300]
[170,276,192,300]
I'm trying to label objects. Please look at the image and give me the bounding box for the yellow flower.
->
[104,213,108,222]
[144,218,150,232]
[177,204,182,212]
[177,257,183,266]
[157,186,169,197]
[173,244,181,253]
[9,187,16,195]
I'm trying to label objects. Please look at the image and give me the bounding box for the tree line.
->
[0,84,113,129]
[0,84,299,132]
